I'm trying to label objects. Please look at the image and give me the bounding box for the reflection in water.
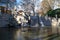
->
[14,29,23,40]
[0,28,59,40]
[14,28,45,40]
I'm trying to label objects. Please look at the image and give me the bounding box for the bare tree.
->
[19,0,36,16]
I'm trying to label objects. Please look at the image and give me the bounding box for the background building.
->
[0,0,16,14]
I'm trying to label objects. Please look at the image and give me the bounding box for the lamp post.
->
[55,14,59,35]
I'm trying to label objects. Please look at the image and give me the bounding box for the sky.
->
[16,0,21,3]
[16,0,43,4]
